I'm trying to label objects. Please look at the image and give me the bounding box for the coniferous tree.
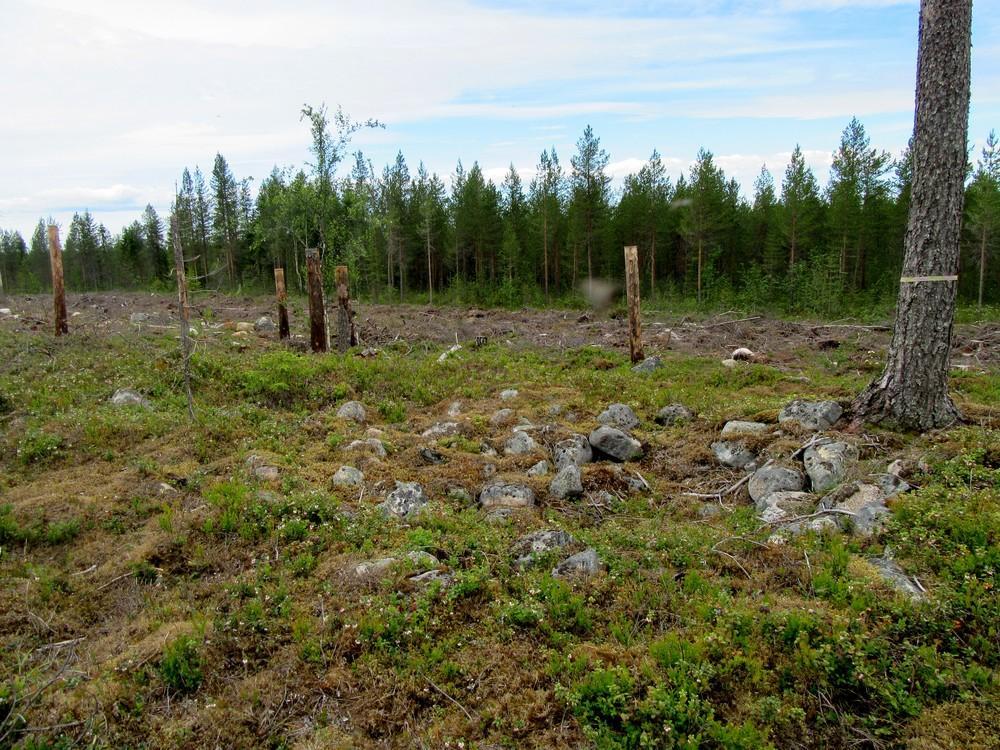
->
[211,153,240,283]
[964,131,1000,306]
[681,149,727,302]
[529,149,565,299]
[569,125,611,286]
[779,145,823,272]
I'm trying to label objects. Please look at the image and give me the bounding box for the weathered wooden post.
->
[171,217,195,420]
[47,225,68,336]
[274,267,290,340]
[624,245,644,363]
[305,248,328,353]
[335,265,356,352]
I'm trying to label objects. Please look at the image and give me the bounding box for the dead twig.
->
[423,675,475,721]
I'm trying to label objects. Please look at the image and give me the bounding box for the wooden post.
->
[305,248,328,353]
[274,267,290,339]
[335,265,356,353]
[624,245,644,364]
[47,225,68,336]
[171,217,195,420]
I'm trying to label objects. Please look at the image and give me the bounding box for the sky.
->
[1,0,998,241]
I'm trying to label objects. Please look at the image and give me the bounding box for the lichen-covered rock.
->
[110,388,150,409]
[597,403,640,431]
[527,460,551,476]
[553,434,593,470]
[504,431,538,456]
[552,548,603,578]
[346,438,387,458]
[380,481,429,519]
[500,388,519,401]
[490,408,516,427]
[479,482,535,514]
[632,356,663,373]
[868,554,924,600]
[756,491,816,524]
[336,400,367,423]
[512,529,575,567]
[711,440,756,469]
[246,454,280,482]
[830,483,888,537]
[332,465,364,488]
[254,316,276,333]
[748,465,806,502]
[803,440,857,493]
[447,401,462,417]
[778,400,843,431]
[589,426,642,462]
[655,404,695,426]
[422,421,459,439]
[720,420,769,438]
[549,464,583,499]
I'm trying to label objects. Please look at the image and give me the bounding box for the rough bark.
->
[853,0,970,431]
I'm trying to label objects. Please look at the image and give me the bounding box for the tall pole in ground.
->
[274,267,290,340]
[305,248,328,353]
[171,217,195,420]
[47,225,68,336]
[624,245,644,364]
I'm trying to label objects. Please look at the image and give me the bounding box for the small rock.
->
[748,465,806,502]
[479,482,535,513]
[156,482,175,495]
[0,308,11,315]
[447,401,463,417]
[756,491,816,523]
[490,408,516,427]
[597,403,640,431]
[549,464,583,499]
[422,421,459,439]
[253,465,280,482]
[513,529,575,567]
[408,569,454,586]
[235,321,255,333]
[547,403,564,416]
[381,481,429,519]
[875,472,911,498]
[499,389,519,401]
[711,440,756,469]
[778,400,843,431]
[504,431,538,456]
[110,388,151,409]
[868,554,924,600]
[447,486,473,504]
[254,316,276,333]
[831,483,888,537]
[720,420,769,438]
[332,466,364,488]
[655,404,695,425]
[346,438,387,458]
[804,440,857,493]
[553,548,603,578]
[697,503,722,520]
[527,460,551,476]
[419,446,446,465]
[721,358,738,368]
[406,550,439,571]
[336,400,367,423]
[589,426,642,462]
[632,356,663,373]
[480,443,498,457]
[482,464,497,478]
[353,557,397,579]
[731,347,755,361]
[553,434,593,470]
[129,312,152,324]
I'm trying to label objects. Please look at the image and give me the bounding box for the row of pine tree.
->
[1,113,997,312]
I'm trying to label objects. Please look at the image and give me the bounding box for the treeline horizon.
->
[1,108,997,315]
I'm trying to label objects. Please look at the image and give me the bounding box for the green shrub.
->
[16,430,64,465]
[159,635,203,693]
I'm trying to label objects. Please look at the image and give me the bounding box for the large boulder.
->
[748,465,806,502]
[778,400,843,431]
[711,441,756,469]
[552,434,593,470]
[381,481,429,519]
[597,403,640,431]
[553,548,603,578]
[589,426,642,462]
[655,404,694,426]
[336,400,367,423]
[479,482,535,514]
[549,464,583,499]
[803,440,857,493]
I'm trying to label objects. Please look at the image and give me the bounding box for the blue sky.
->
[1,0,998,240]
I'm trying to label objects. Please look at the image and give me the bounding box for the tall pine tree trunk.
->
[979,227,987,308]
[853,0,970,430]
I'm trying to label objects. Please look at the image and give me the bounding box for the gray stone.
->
[406,550,439,571]
[447,486,473,504]
[500,388,519,401]
[254,316,276,333]
[418,446,446,465]
[490,408,516,427]
[110,388,151,409]
[553,434,593,470]
[547,403,564,416]
[504,431,538,456]
[803,440,857,493]
[480,443,498,457]
[422,421,459,439]
[332,465,364,488]
[482,464,497,478]
[632,356,663,373]
[479,482,535,513]
[597,403,640,431]
[246,454,280,482]
[549,464,584,499]
[553,548,603,578]
[353,557,397,579]
[408,569,454,586]
[778,400,843,431]
[748,465,806,502]
[711,440,756,469]
[129,312,152,324]
[655,404,695,426]
[831,483,888,537]
[380,481,429,519]
[589,426,642,462]
[527,460,551,476]
[720,420,769,438]
[513,529,575,567]
[875,472,911,498]
[868,554,924,600]
[447,401,463,417]
[756,490,817,523]
[346,438,386,458]
[336,400,367,423]
[697,503,722,520]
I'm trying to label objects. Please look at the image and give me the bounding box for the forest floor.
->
[0,293,998,749]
